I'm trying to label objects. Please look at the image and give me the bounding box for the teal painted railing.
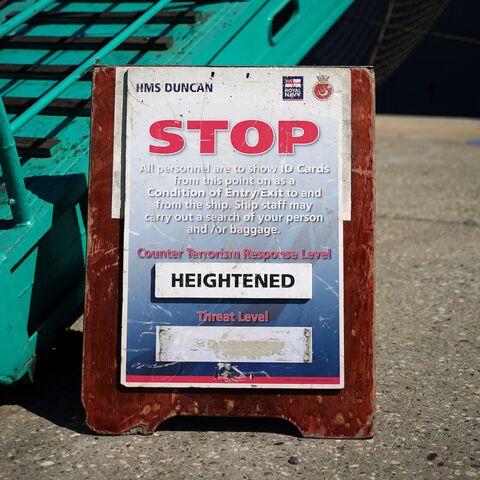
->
[10,0,172,132]
[0,98,32,224]
[1,0,172,226]
[0,0,61,225]
[0,0,56,37]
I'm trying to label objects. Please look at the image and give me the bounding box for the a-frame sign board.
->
[82,66,374,437]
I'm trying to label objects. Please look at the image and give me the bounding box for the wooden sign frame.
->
[82,66,375,438]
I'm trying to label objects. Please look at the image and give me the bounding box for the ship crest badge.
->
[313,75,333,101]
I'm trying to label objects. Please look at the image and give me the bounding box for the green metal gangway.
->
[0,0,353,384]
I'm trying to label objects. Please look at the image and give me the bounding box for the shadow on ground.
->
[1,330,88,434]
[1,330,300,437]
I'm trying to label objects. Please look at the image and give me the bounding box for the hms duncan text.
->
[135,82,214,93]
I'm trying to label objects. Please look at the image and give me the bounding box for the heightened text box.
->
[154,262,312,299]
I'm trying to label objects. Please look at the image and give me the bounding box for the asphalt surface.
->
[1,115,479,479]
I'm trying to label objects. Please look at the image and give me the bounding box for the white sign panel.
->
[119,67,349,389]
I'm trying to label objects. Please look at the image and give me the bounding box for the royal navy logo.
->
[282,76,304,101]
[313,75,333,101]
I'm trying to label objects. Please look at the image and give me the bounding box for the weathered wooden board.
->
[82,66,375,437]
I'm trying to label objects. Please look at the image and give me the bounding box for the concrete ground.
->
[1,115,479,479]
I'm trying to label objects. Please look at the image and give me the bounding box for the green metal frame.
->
[0,0,354,385]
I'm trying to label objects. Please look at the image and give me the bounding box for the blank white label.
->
[156,326,312,363]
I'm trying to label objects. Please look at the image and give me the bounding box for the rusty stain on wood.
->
[82,66,375,438]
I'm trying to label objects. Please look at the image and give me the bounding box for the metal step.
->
[0,35,173,51]
[7,10,201,24]
[0,64,92,79]
[15,136,60,158]
[4,97,91,117]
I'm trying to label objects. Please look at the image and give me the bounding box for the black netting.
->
[302,0,450,84]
